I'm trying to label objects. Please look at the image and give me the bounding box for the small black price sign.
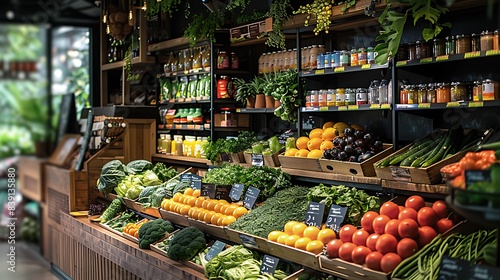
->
[325,204,348,232]
[469,263,500,280]
[190,174,202,190]
[242,186,260,209]
[465,169,491,189]
[305,202,325,228]
[205,240,226,262]
[239,234,259,249]
[201,183,216,198]
[180,173,193,183]
[215,185,231,201]
[229,183,244,201]
[251,154,264,166]
[260,254,279,276]
[438,255,470,280]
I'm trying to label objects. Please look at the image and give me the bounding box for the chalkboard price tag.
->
[305,202,325,228]
[260,254,279,276]
[215,185,231,201]
[239,234,258,249]
[243,186,260,209]
[465,169,491,189]
[180,173,193,183]
[438,255,470,280]
[230,184,245,201]
[469,263,500,280]
[201,184,217,198]
[190,174,202,190]
[251,154,264,166]
[205,240,226,262]
[325,204,348,232]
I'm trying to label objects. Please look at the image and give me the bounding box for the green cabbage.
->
[97,160,127,194]
[142,170,162,186]
[126,160,153,174]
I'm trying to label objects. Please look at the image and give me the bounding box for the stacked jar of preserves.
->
[399,80,498,103]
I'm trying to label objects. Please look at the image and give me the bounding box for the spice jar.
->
[340,50,350,67]
[408,43,417,60]
[318,89,328,106]
[446,36,456,55]
[455,34,471,54]
[350,49,359,66]
[451,82,467,101]
[471,33,481,52]
[400,85,408,104]
[482,79,495,100]
[407,85,417,104]
[310,90,319,106]
[335,88,346,106]
[217,51,230,69]
[495,30,499,50]
[473,81,483,101]
[397,44,408,61]
[345,88,356,105]
[356,88,368,105]
[231,52,239,69]
[358,48,367,65]
[433,39,445,57]
[327,89,336,106]
[417,84,428,103]
[436,83,451,103]
[367,47,375,64]
[481,31,494,51]
[416,41,430,59]
[427,83,436,103]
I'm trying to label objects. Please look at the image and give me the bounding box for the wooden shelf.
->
[148,37,209,53]
[131,56,156,65]
[301,103,391,113]
[101,60,125,71]
[153,154,211,165]
[382,180,449,195]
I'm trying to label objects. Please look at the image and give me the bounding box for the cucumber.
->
[483,243,497,266]
[410,148,434,167]
[421,128,460,168]
[400,141,437,166]
[477,141,500,151]
[389,141,435,166]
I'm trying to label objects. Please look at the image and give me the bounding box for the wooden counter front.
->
[51,213,205,280]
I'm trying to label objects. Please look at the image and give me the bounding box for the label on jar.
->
[340,54,349,65]
[345,92,355,105]
[482,83,495,100]
[324,53,331,68]
[327,93,335,106]
[332,52,340,67]
[356,91,368,104]
[317,53,324,69]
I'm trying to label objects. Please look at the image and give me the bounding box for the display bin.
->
[45,164,88,216]
[187,218,229,241]
[264,152,280,167]
[224,228,271,253]
[319,144,393,176]
[230,151,246,163]
[278,154,322,172]
[265,241,320,270]
[18,157,46,202]
[135,204,161,218]
[106,193,140,211]
[159,208,190,227]
[318,255,390,280]
[97,218,124,237]
[122,218,149,244]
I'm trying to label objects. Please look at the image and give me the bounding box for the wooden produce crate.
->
[264,152,280,167]
[318,255,389,280]
[319,144,393,177]
[159,208,190,227]
[224,228,270,253]
[187,218,229,240]
[106,193,140,211]
[97,220,124,237]
[278,154,322,172]
[230,152,246,164]
[18,157,46,202]
[266,241,320,270]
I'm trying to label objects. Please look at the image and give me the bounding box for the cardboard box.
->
[214,113,249,127]
[230,18,272,42]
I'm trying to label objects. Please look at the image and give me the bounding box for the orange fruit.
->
[180,205,191,215]
[305,240,324,255]
[217,215,227,226]
[321,128,337,141]
[225,204,238,216]
[207,201,218,211]
[192,189,201,198]
[188,207,197,218]
[323,121,335,129]
[213,203,223,213]
[333,122,350,137]
[232,206,248,219]
[285,235,301,247]
[201,199,211,209]
[320,140,334,151]
[277,233,290,244]
[292,223,308,237]
[221,216,236,226]
[294,237,312,250]
[219,204,229,215]
[172,192,182,202]
[284,221,299,235]
[307,149,323,158]
[211,213,223,225]
[195,197,205,208]
[303,226,321,240]
[307,138,323,150]
[203,211,216,223]
[197,209,207,221]
[285,148,299,157]
[268,231,285,242]
[184,187,194,196]
[296,136,310,150]
[295,149,309,157]
[218,200,229,204]
[186,196,196,207]
[317,228,337,244]
[161,199,171,210]
[309,128,324,139]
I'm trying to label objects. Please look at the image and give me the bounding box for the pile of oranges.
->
[160,187,248,227]
[267,221,337,255]
[123,219,149,238]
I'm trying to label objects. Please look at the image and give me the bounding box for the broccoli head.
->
[167,226,206,261]
[138,219,174,249]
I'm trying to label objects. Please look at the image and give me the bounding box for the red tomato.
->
[338,242,357,262]
[398,218,419,239]
[339,224,357,243]
[326,239,344,258]
[380,253,403,273]
[452,175,466,189]
[351,246,372,265]
[398,207,418,221]
[459,157,476,170]
[417,207,438,227]
[398,205,405,212]
[397,238,419,259]
[380,201,400,219]
[372,215,390,234]
[432,200,450,219]
[417,226,438,248]
[384,219,401,239]
[361,211,378,233]
[352,229,370,246]
[436,218,454,234]
[375,234,398,254]
[405,196,425,211]
[365,251,383,271]
[366,233,380,251]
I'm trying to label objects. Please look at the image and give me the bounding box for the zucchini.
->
[483,243,497,266]
[389,141,434,166]
[410,148,435,167]
[400,141,437,166]
[421,128,459,168]
[477,141,500,151]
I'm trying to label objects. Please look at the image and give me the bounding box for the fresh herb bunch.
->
[294,0,334,35]
[233,77,255,106]
[184,11,224,47]
[202,163,247,186]
[265,0,292,49]
[262,70,300,123]
[202,137,227,164]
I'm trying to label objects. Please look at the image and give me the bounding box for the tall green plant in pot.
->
[262,72,276,108]
[233,78,256,108]
[251,76,266,108]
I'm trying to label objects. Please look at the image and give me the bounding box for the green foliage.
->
[261,70,300,123]
[152,162,178,182]
[183,11,224,47]
[265,0,292,49]
[235,10,268,25]
[126,159,153,175]
[294,0,334,35]
[99,199,123,223]
[97,160,127,194]
[167,226,207,261]
[145,0,182,18]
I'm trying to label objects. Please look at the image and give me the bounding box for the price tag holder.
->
[465,170,491,189]
[251,154,264,166]
[486,50,500,56]
[325,204,348,232]
[319,106,329,111]
[180,173,193,184]
[347,105,359,110]
[396,60,408,67]
[243,186,260,209]
[436,55,449,61]
[239,234,259,249]
[446,102,461,108]
[190,174,202,190]
[419,58,433,63]
[370,104,381,109]
[469,263,500,280]
[305,202,325,228]
[260,255,279,276]
[438,255,470,280]
[215,185,231,201]
[229,183,244,201]
[338,106,348,111]
[205,240,226,262]
[418,103,431,109]
[464,51,481,59]
[315,69,325,75]
[380,103,391,109]
[361,64,371,69]
[201,183,216,198]
[334,67,345,72]
[468,101,484,108]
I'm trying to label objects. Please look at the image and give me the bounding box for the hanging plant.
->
[265,0,292,50]
[124,45,132,81]
[144,0,182,18]
[293,0,335,35]
[374,0,451,64]
[183,11,224,47]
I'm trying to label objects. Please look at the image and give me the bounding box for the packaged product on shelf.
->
[481,30,494,51]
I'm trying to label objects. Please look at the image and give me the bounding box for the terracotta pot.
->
[245,97,255,108]
[265,95,275,108]
[274,99,282,108]
[255,94,266,108]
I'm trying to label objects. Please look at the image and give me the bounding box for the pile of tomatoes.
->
[324,196,456,274]
[441,150,496,189]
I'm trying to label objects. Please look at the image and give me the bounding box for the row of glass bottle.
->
[157,134,208,158]
[163,46,211,75]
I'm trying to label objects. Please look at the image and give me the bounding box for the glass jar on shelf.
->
[356,88,368,105]
[427,83,436,103]
[451,82,467,101]
[473,81,483,101]
[350,49,359,66]
[310,90,319,107]
[471,33,481,52]
[416,41,430,59]
[494,30,499,50]
[368,80,380,104]
[481,31,494,51]
[482,79,495,100]
[400,85,408,104]
[445,36,455,55]
[407,85,418,104]
[455,34,471,54]
[436,83,451,103]
[367,47,375,64]
[433,38,445,57]
[397,44,408,61]
[327,89,336,106]
[305,90,312,107]
[345,88,356,105]
[231,51,239,70]
[340,50,350,67]
[324,52,332,69]
[318,89,328,106]
[335,88,346,106]
[417,84,428,103]
[408,43,416,60]
[358,48,367,65]
[217,51,230,69]
[201,46,210,68]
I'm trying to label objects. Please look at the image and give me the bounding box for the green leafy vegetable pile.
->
[97,160,127,194]
[228,186,310,238]
[167,226,206,261]
[99,198,122,223]
[103,210,140,232]
[138,219,175,249]
[307,184,381,226]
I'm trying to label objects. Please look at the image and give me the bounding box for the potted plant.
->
[233,78,256,108]
[271,70,300,123]
[262,72,276,109]
[250,76,266,109]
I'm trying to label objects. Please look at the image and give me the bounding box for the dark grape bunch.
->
[323,127,384,162]
[89,203,107,216]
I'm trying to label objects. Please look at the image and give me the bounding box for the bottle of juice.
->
[194,137,202,158]
[171,135,177,155]
[163,134,172,155]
